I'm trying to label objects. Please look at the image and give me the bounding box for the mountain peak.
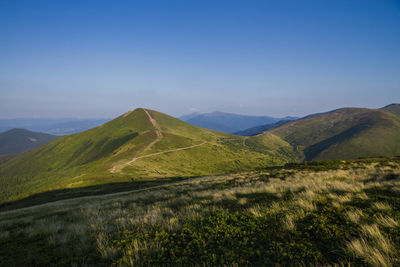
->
[380,103,400,118]
[4,128,55,136]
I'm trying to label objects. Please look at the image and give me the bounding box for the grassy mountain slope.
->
[0,108,295,204]
[268,107,400,161]
[0,128,57,155]
[381,103,400,118]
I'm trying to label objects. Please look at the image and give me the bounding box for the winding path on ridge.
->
[110,108,207,174]
[142,108,163,152]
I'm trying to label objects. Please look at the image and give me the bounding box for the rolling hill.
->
[0,108,296,204]
[268,106,400,161]
[380,103,400,118]
[0,128,58,155]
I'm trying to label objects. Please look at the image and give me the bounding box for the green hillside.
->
[381,103,400,118]
[268,107,400,161]
[0,108,295,204]
[0,128,57,155]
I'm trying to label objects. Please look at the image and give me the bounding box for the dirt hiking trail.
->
[110,109,206,174]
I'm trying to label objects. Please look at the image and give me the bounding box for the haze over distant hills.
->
[234,120,294,136]
[0,118,110,136]
[0,108,295,204]
[0,128,57,155]
[180,111,298,133]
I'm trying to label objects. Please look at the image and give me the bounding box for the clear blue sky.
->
[1,0,399,118]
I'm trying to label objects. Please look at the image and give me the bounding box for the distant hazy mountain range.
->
[233,120,293,136]
[180,111,298,133]
[0,128,58,155]
[1,111,297,136]
[0,118,110,136]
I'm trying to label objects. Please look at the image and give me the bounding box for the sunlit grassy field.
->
[1,158,399,266]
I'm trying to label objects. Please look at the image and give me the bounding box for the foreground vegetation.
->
[1,157,400,266]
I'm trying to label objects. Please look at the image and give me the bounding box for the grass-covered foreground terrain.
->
[1,157,399,266]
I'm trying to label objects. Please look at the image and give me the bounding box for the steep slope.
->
[268,107,400,161]
[182,111,280,133]
[0,108,295,204]
[0,128,58,155]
